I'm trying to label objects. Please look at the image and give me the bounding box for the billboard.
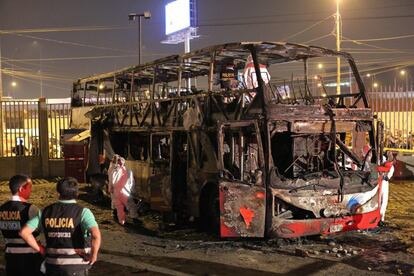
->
[165,0,191,35]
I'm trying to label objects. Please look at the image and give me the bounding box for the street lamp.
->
[32,41,43,97]
[10,81,17,99]
[399,69,409,90]
[128,11,151,65]
[364,73,375,90]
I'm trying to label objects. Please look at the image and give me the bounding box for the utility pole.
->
[184,35,191,88]
[0,35,3,100]
[0,36,3,157]
[33,41,43,97]
[336,0,341,95]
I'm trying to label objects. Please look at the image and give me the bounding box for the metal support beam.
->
[38,98,49,177]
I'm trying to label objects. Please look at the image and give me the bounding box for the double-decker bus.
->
[70,42,388,238]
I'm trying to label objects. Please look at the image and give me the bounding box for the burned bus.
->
[70,42,388,238]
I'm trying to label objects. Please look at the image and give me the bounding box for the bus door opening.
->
[218,122,266,238]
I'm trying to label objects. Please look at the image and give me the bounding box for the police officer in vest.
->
[20,177,101,276]
[0,174,43,276]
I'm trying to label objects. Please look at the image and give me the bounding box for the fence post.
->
[38,98,49,177]
[0,101,3,157]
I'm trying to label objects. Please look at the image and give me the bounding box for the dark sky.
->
[0,0,413,98]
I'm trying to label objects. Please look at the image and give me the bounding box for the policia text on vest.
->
[0,175,44,276]
[20,177,101,276]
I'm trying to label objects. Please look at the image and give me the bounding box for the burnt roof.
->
[76,41,353,84]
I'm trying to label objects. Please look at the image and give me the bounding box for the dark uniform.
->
[41,202,91,276]
[0,200,43,276]
[220,65,237,89]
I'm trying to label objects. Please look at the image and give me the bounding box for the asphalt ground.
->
[0,179,412,275]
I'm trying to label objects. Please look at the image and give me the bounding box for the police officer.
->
[0,174,43,276]
[20,177,101,276]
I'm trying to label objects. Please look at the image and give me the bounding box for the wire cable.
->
[282,14,334,41]
[11,33,136,54]
[0,25,133,34]
[343,33,414,43]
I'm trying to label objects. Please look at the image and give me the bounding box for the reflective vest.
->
[0,200,39,254]
[41,202,91,271]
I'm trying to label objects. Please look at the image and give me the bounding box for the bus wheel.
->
[200,184,220,235]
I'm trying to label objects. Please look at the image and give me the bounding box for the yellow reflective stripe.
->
[4,238,26,244]
[46,257,90,265]
[5,247,38,254]
[46,247,91,255]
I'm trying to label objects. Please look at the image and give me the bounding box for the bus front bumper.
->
[271,209,380,238]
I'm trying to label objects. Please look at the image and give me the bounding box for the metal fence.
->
[47,103,71,159]
[0,101,40,157]
[369,88,414,150]
[0,100,71,158]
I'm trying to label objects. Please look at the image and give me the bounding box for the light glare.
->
[165,0,191,35]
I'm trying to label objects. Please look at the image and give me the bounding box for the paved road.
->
[0,180,412,275]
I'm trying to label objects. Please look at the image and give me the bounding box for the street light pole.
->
[0,36,3,100]
[139,16,142,65]
[128,11,151,65]
[400,69,409,91]
[33,41,43,97]
[336,0,342,95]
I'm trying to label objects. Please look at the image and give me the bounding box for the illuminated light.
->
[314,75,319,80]
[366,73,371,77]
[373,82,379,88]
[325,82,350,87]
[317,83,322,87]
[98,83,105,90]
[165,0,191,35]
[400,70,406,76]
[318,63,323,69]
[322,93,327,97]
[255,191,265,199]
[11,81,17,87]
[282,96,286,100]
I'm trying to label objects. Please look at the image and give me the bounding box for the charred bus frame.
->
[71,42,387,238]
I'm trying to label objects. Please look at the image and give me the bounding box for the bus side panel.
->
[125,160,151,202]
[149,166,172,212]
[219,181,266,238]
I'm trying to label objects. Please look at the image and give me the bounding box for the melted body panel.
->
[69,41,384,238]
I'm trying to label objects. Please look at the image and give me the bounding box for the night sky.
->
[0,0,413,98]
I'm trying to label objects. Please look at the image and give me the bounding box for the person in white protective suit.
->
[378,151,395,225]
[108,155,138,225]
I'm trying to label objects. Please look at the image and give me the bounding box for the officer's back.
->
[20,177,101,276]
[0,175,43,276]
